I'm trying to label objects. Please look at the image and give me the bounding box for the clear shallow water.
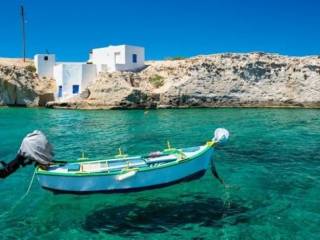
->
[0,108,319,240]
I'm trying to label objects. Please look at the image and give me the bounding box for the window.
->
[72,85,80,94]
[132,54,137,63]
[58,86,62,97]
[44,56,48,61]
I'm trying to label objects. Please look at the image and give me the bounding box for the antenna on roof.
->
[20,5,26,62]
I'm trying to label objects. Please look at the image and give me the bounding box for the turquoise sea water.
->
[0,108,319,240]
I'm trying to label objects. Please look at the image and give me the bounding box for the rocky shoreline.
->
[1,52,320,109]
[45,102,320,110]
[0,58,55,107]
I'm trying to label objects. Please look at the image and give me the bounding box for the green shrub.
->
[25,65,36,73]
[149,74,164,88]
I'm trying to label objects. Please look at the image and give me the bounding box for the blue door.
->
[132,54,137,63]
[58,85,62,97]
[72,85,80,94]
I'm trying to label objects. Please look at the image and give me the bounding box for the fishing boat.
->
[0,128,229,194]
[36,128,229,193]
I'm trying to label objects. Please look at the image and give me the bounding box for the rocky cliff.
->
[0,58,55,107]
[2,53,320,109]
[48,52,320,109]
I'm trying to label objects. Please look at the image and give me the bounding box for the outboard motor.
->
[0,130,54,179]
[213,128,230,145]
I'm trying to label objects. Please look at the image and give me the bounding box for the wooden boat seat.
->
[108,159,147,172]
[82,162,107,172]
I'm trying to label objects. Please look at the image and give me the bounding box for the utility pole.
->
[20,5,26,62]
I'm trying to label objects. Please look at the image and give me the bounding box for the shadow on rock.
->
[82,195,250,236]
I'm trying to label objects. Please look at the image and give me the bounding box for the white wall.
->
[53,63,81,100]
[91,45,144,73]
[53,64,63,99]
[82,64,97,89]
[122,45,145,71]
[54,63,97,100]
[91,46,115,72]
[34,54,55,78]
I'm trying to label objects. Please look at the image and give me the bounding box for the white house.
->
[53,63,96,99]
[34,44,145,100]
[88,45,145,73]
[34,55,97,100]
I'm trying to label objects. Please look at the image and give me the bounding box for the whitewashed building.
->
[88,45,145,73]
[53,63,96,99]
[34,45,145,100]
[34,55,97,100]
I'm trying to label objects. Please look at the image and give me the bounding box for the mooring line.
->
[0,169,36,219]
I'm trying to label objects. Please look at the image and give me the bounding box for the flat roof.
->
[92,44,144,51]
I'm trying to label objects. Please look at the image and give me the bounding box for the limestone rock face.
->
[4,53,320,109]
[145,53,320,108]
[61,52,320,109]
[0,59,56,107]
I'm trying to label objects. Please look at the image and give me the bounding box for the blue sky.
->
[1,0,320,61]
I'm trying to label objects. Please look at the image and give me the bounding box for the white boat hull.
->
[37,147,213,193]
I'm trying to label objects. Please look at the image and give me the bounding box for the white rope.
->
[19,169,36,201]
[0,169,36,219]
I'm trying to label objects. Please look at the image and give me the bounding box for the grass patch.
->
[25,65,36,73]
[149,74,164,88]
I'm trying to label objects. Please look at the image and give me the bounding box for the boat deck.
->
[38,146,206,175]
